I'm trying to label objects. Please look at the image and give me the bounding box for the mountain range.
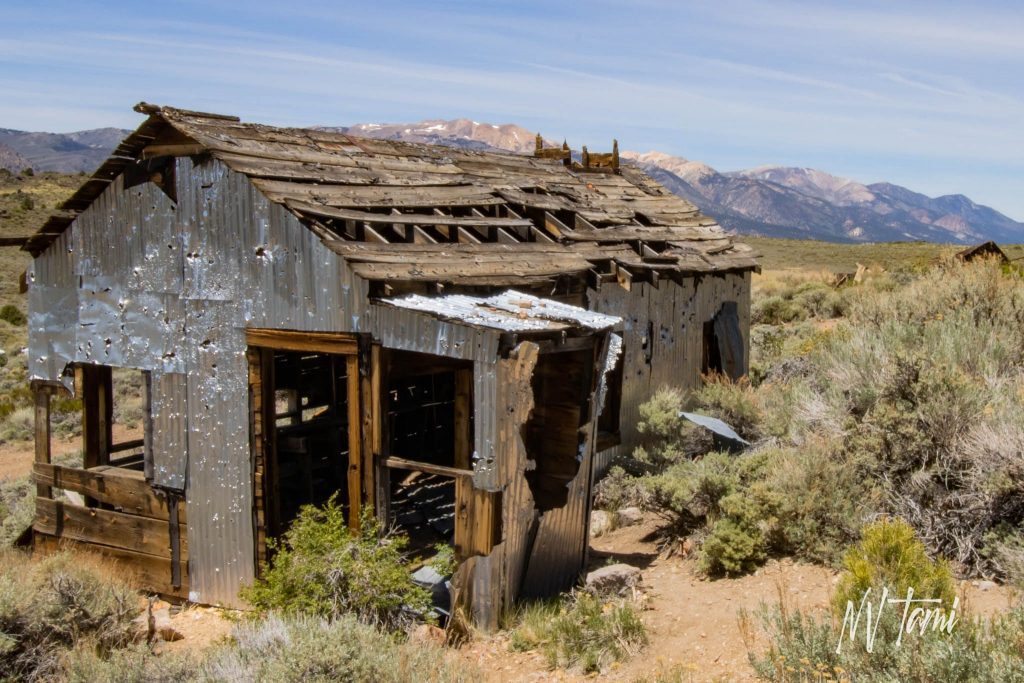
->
[2,119,1021,245]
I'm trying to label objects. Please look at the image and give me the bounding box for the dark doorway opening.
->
[268,350,352,536]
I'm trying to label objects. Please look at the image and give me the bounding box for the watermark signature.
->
[835,587,959,654]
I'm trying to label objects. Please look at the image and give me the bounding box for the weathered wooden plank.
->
[254,179,503,209]
[34,386,51,498]
[453,369,472,470]
[33,532,188,598]
[385,456,473,480]
[245,329,359,355]
[454,477,501,558]
[34,497,188,560]
[33,463,185,523]
[346,355,362,531]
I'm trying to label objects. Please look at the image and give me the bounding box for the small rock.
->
[152,608,184,642]
[590,510,614,537]
[585,563,642,595]
[977,580,998,592]
[410,624,446,646]
[616,507,643,527]
[680,537,695,557]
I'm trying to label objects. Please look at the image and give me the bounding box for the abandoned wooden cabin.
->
[24,103,757,627]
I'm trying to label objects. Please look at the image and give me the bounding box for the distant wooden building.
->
[24,104,756,626]
[955,241,1009,264]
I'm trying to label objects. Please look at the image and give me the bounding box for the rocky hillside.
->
[0,127,130,173]
[5,117,1022,244]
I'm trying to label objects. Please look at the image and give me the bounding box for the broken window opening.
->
[384,350,473,558]
[75,364,152,473]
[522,346,595,512]
[702,301,746,380]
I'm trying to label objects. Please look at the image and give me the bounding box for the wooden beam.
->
[346,355,362,531]
[454,477,502,558]
[33,533,187,599]
[34,386,51,498]
[453,368,472,470]
[34,497,188,560]
[81,364,113,469]
[141,143,206,159]
[245,329,359,355]
[385,456,473,480]
[33,463,186,522]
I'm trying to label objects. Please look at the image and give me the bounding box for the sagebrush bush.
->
[0,551,139,681]
[510,591,647,674]
[242,497,431,630]
[0,306,25,327]
[66,613,475,683]
[630,261,1024,578]
[0,475,33,547]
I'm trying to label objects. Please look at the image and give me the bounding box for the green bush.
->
[0,306,25,327]
[510,591,647,674]
[242,497,431,631]
[832,518,956,617]
[0,475,33,547]
[0,551,139,681]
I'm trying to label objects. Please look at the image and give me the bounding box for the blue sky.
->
[3,1,1023,218]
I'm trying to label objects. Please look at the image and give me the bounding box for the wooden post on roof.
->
[33,381,52,498]
[582,145,590,169]
[612,139,619,171]
[534,133,543,156]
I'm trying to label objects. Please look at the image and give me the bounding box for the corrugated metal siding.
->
[149,371,188,489]
[590,273,751,475]
[27,157,365,606]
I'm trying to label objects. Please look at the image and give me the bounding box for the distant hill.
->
[6,118,1022,245]
[0,127,130,173]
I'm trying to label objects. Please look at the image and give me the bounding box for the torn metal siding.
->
[26,157,364,607]
[589,272,752,474]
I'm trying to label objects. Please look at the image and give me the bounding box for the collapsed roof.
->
[26,103,758,287]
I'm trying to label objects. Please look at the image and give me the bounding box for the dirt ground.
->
[456,518,1019,682]
[3,436,1016,681]
[0,423,142,480]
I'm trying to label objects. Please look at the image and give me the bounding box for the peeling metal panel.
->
[379,290,619,333]
[150,371,188,490]
[368,304,500,362]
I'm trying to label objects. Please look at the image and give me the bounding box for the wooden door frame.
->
[245,330,372,554]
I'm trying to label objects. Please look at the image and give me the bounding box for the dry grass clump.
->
[0,550,139,681]
[67,613,474,683]
[510,591,648,674]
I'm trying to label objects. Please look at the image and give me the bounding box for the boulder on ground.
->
[585,563,642,595]
[590,510,614,537]
[616,507,643,527]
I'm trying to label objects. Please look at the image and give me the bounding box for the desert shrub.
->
[510,591,647,674]
[832,518,955,616]
[700,515,765,576]
[0,551,138,681]
[746,587,1024,682]
[0,306,25,327]
[64,643,195,683]
[66,614,474,683]
[0,475,33,547]
[593,465,651,511]
[242,497,430,630]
